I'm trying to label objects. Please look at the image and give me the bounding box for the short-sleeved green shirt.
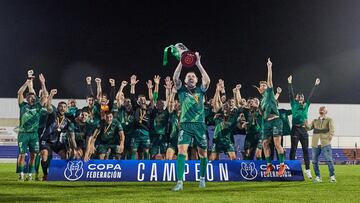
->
[177,85,206,123]
[19,101,46,133]
[261,87,279,118]
[213,109,241,144]
[151,109,169,135]
[279,109,292,135]
[97,120,123,145]
[68,122,91,142]
[113,105,135,135]
[82,103,101,125]
[244,108,262,135]
[66,106,78,118]
[290,99,310,125]
[205,105,215,126]
[169,112,179,139]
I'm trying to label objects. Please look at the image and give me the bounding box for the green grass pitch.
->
[0,163,359,203]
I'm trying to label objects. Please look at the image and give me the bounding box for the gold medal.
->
[194,95,199,104]
[56,116,65,133]
[104,123,111,134]
[139,109,146,124]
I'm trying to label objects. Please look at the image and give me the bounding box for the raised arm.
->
[173,61,183,90]
[108,78,116,110]
[308,78,320,102]
[116,81,128,106]
[267,58,273,88]
[233,84,242,108]
[195,52,210,91]
[168,86,177,113]
[164,76,173,105]
[130,75,139,109]
[213,80,223,112]
[153,75,160,104]
[17,80,30,104]
[287,75,295,100]
[28,78,36,95]
[146,79,154,107]
[46,89,57,113]
[39,73,49,98]
[275,87,282,101]
[95,78,102,101]
[85,76,95,97]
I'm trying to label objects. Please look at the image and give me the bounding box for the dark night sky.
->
[1,0,360,103]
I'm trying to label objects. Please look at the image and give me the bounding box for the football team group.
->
[16,52,336,190]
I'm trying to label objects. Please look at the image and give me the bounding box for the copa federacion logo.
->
[63,161,122,181]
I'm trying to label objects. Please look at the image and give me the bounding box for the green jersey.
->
[244,108,262,135]
[68,121,91,142]
[177,86,206,123]
[290,99,310,125]
[82,103,101,125]
[97,120,123,145]
[19,101,46,133]
[205,105,215,125]
[169,112,179,139]
[66,106,78,118]
[113,105,135,135]
[213,109,241,144]
[279,109,292,135]
[261,87,279,118]
[150,109,169,135]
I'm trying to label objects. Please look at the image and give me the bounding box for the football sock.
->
[176,154,186,181]
[200,157,208,178]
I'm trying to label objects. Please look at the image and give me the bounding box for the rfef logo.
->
[64,161,84,181]
[240,162,258,180]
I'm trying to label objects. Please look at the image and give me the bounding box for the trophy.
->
[163,43,197,68]
[27,69,35,79]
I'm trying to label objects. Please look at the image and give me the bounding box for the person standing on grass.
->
[288,75,320,179]
[306,106,336,183]
[17,71,48,181]
[172,52,210,191]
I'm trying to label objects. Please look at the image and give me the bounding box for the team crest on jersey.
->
[240,162,258,180]
[64,161,84,181]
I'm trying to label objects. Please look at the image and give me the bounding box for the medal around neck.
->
[163,43,197,68]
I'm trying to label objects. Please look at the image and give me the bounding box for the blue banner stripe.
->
[48,160,304,182]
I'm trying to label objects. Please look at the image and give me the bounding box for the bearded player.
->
[17,71,48,181]
[258,58,286,176]
[172,52,210,191]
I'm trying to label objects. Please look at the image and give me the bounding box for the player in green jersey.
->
[166,86,180,160]
[243,98,263,160]
[209,81,241,160]
[85,111,125,160]
[258,58,286,176]
[17,71,48,181]
[149,75,170,159]
[114,80,136,159]
[172,52,211,191]
[129,75,153,160]
[288,75,320,179]
[67,109,91,159]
